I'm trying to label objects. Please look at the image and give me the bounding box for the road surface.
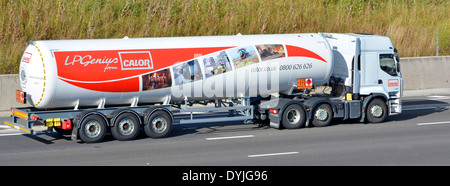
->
[1,94,450,166]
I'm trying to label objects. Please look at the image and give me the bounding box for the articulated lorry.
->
[5,33,402,143]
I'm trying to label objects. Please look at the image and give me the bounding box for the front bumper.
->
[389,98,402,115]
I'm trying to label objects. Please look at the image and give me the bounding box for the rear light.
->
[269,109,279,114]
[32,115,39,121]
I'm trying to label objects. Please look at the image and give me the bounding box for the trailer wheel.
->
[111,112,140,141]
[366,98,387,123]
[311,103,333,127]
[79,114,107,143]
[144,111,172,138]
[282,104,306,129]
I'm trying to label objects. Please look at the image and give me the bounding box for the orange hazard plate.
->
[297,78,313,89]
[16,90,26,104]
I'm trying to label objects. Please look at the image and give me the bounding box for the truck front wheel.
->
[282,104,306,129]
[366,98,387,123]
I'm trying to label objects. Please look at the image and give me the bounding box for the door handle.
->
[378,79,383,84]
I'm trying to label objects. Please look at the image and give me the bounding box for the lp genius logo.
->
[119,51,153,70]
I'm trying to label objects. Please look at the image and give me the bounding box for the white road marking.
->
[248,151,299,158]
[403,104,450,111]
[206,135,255,141]
[417,121,450,126]
[0,131,55,137]
[0,133,24,137]
[427,95,450,100]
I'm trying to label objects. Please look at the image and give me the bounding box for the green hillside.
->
[1,0,448,74]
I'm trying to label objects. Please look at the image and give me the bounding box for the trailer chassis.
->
[4,97,254,143]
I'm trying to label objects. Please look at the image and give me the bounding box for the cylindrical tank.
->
[19,33,333,109]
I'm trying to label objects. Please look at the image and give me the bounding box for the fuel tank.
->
[19,33,333,109]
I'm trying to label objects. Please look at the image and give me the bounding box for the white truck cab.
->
[321,33,402,117]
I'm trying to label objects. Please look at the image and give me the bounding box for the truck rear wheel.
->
[79,114,107,143]
[366,98,387,123]
[111,112,140,141]
[311,103,333,127]
[144,111,172,138]
[282,104,306,129]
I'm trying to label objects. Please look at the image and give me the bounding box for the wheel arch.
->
[143,106,174,125]
[277,99,308,128]
[360,93,389,122]
[73,110,110,128]
[109,108,142,127]
[304,98,336,115]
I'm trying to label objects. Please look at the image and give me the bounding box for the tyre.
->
[79,114,107,143]
[366,98,387,123]
[111,112,141,141]
[144,111,172,138]
[311,103,333,127]
[282,104,306,129]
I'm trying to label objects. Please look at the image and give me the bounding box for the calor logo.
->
[22,52,32,63]
[388,79,399,87]
[61,50,153,71]
[119,51,153,70]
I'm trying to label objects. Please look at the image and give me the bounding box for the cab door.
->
[378,54,401,93]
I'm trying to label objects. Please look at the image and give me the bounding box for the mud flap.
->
[71,124,78,141]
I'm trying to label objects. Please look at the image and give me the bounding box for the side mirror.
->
[394,48,400,62]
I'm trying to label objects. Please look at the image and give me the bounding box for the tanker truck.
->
[5,33,403,143]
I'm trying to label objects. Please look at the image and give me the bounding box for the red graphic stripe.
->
[60,77,140,92]
[285,45,327,63]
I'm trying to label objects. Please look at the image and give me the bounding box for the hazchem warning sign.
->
[297,78,313,89]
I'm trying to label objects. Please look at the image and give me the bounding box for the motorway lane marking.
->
[403,104,450,111]
[427,95,450,100]
[0,133,25,137]
[248,151,299,158]
[0,131,56,137]
[206,135,255,141]
[417,121,450,126]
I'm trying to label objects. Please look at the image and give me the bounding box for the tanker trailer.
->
[5,33,403,143]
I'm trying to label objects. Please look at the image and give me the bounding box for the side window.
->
[379,54,397,76]
[202,51,232,78]
[352,55,361,71]
[172,59,202,85]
